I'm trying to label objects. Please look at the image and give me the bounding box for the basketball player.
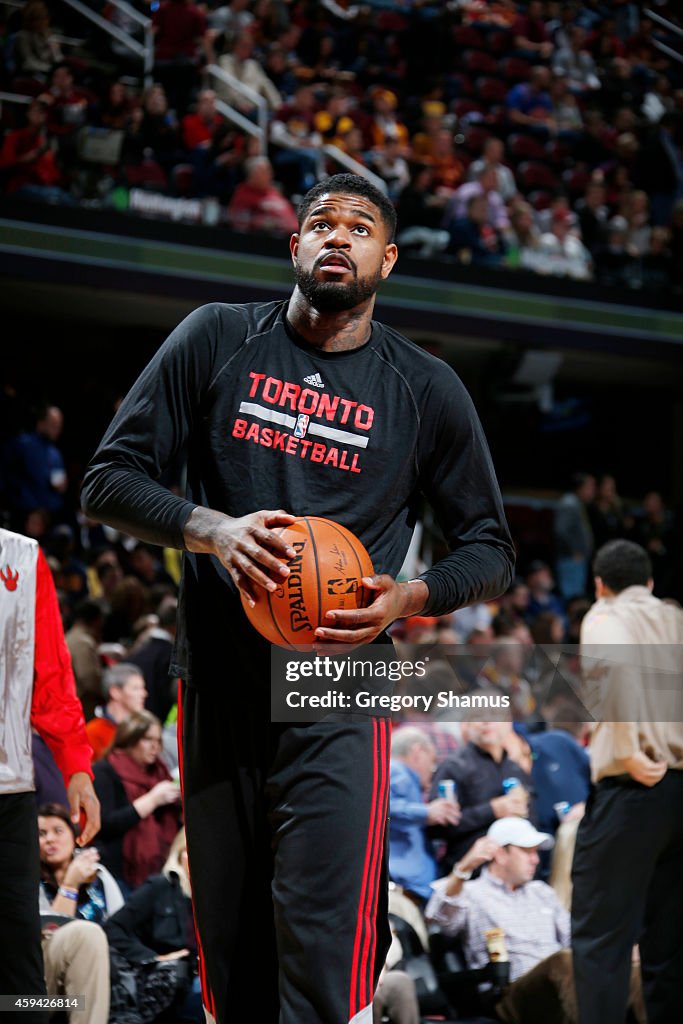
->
[81,174,514,1024]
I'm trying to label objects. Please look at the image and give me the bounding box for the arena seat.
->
[499,56,532,83]
[462,49,500,77]
[517,160,560,193]
[463,125,492,155]
[451,25,486,50]
[475,77,508,105]
[507,133,547,162]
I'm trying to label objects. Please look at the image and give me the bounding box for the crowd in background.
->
[1,1,683,291]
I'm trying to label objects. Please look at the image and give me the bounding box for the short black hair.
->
[73,598,104,625]
[297,173,397,242]
[593,540,652,593]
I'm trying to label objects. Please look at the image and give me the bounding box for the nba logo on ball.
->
[241,517,374,649]
[294,414,310,438]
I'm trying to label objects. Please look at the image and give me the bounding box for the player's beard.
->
[294,261,383,312]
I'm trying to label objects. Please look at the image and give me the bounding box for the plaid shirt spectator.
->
[426,866,570,981]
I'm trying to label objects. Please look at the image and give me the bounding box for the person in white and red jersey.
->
[0,527,100,1022]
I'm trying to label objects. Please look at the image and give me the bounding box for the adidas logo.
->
[303,372,324,388]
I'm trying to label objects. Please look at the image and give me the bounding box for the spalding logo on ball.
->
[241,516,373,649]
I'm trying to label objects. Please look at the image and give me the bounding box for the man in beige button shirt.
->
[571,539,683,1024]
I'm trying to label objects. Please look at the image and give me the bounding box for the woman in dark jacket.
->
[104,828,203,1023]
[93,710,181,892]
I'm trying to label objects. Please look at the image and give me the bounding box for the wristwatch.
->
[452,864,473,881]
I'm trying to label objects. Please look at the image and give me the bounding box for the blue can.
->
[502,777,520,793]
[438,779,457,801]
[554,801,571,820]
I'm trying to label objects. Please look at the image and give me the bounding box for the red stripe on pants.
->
[177,680,216,1019]
[348,717,389,1020]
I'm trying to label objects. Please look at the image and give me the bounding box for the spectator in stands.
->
[153,0,209,116]
[65,599,105,722]
[13,0,63,80]
[642,74,674,125]
[633,490,678,596]
[444,165,510,237]
[261,42,297,100]
[215,30,283,115]
[537,207,593,280]
[181,89,225,151]
[529,708,589,837]
[554,472,596,600]
[552,25,601,96]
[620,189,652,257]
[505,65,556,136]
[410,101,447,163]
[313,84,358,146]
[368,132,410,201]
[99,81,139,133]
[474,638,536,722]
[395,163,450,256]
[46,523,89,610]
[127,598,177,724]
[426,127,466,195]
[425,819,619,1024]
[467,137,517,203]
[546,0,575,51]
[86,663,148,763]
[0,97,72,205]
[508,201,541,268]
[549,72,584,136]
[124,83,182,173]
[94,558,124,616]
[102,576,148,646]
[397,162,446,231]
[335,123,367,165]
[594,213,640,287]
[39,802,124,921]
[38,803,120,1024]
[368,86,409,150]
[524,560,565,624]
[93,711,181,892]
[575,177,609,254]
[641,225,674,291]
[444,193,507,266]
[587,473,625,550]
[227,154,298,233]
[429,719,534,873]
[104,827,203,1023]
[511,0,554,61]
[450,602,494,645]
[1,402,67,527]
[389,727,460,909]
[207,0,254,40]
[270,82,323,194]
[40,63,92,144]
[128,542,176,591]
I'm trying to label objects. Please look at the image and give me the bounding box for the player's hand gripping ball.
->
[241,516,373,649]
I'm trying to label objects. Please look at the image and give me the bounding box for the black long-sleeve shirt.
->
[81,300,513,682]
[428,741,536,872]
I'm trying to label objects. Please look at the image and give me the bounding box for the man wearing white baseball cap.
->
[426,817,645,1022]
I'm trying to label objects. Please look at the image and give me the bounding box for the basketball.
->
[241,516,374,649]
